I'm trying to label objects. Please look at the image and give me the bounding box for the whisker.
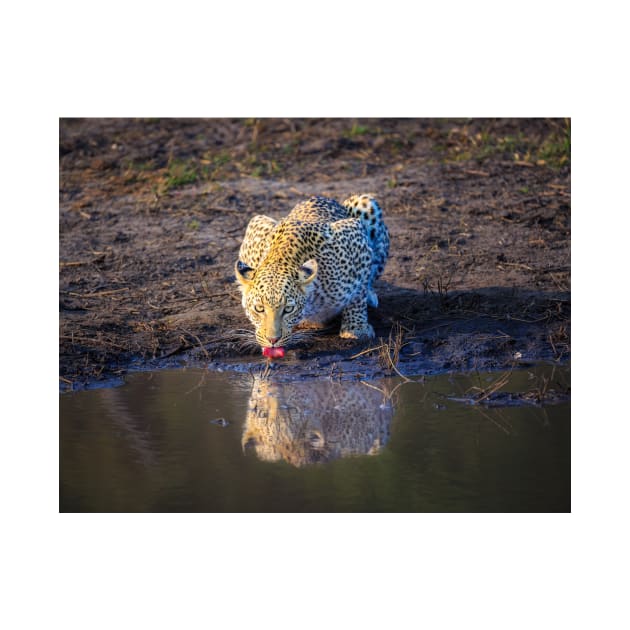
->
[219,325,323,353]
[212,328,260,353]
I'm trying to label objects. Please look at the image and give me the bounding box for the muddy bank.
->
[59,118,570,390]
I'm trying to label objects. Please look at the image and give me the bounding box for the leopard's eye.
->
[253,303,264,314]
[283,304,295,315]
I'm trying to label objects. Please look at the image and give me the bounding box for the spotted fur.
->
[235,194,389,348]
[242,378,392,466]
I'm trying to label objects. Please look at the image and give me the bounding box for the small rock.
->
[210,418,230,427]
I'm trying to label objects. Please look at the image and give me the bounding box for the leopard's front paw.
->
[339,323,375,340]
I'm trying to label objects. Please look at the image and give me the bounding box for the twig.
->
[261,361,272,380]
[463,168,490,177]
[204,291,234,300]
[199,206,243,215]
[361,380,386,395]
[65,288,130,298]
[500,262,535,271]
[473,405,511,435]
[361,377,418,403]
[384,348,412,382]
[159,342,188,359]
[60,335,129,350]
[180,328,210,360]
[349,344,385,360]
[468,368,513,404]
[550,272,569,292]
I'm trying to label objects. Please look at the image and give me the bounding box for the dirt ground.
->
[59,118,570,390]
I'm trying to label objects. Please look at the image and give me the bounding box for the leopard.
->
[235,194,389,350]
[242,377,393,467]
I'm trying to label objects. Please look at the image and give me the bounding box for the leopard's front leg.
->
[339,296,375,340]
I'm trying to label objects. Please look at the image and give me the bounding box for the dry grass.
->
[378,324,410,380]
[349,323,411,381]
[466,368,514,404]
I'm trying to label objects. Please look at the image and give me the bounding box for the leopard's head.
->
[235,259,317,349]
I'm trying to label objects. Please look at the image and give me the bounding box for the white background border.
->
[3,1,627,628]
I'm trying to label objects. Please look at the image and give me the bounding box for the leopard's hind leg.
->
[342,194,390,307]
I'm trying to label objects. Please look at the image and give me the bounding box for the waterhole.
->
[60,364,570,512]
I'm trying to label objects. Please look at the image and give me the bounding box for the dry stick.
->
[180,328,210,360]
[496,329,514,338]
[60,335,129,350]
[349,344,385,360]
[184,372,209,396]
[384,346,413,382]
[199,206,244,215]
[66,288,130,298]
[508,314,551,324]
[473,404,511,435]
[550,272,569,292]
[460,309,551,324]
[469,369,513,404]
[158,294,230,306]
[361,374,416,403]
[261,361,272,380]
[159,342,188,359]
[500,262,535,271]
[361,380,388,397]
[383,317,416,333]
[203,291,234,300]
[463,168,490,177]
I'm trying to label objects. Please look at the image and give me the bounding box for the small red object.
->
[262,346,285,358]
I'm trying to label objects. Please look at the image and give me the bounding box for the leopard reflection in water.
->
[242,378,394,467]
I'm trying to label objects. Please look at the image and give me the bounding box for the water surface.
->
[60,365,570,512]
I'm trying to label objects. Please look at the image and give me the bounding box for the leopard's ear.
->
[235,260,256,286]
[297,259,318,289]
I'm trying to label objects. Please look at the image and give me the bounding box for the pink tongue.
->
[262,346,285,358]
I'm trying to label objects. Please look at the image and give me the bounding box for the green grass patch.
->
[538,122,570,166]
[161,159,198,192]
[125,159,156,172]
[344,123,371,137]
[434,120,570,168]
[212,151,231,167]
[199,150,232,181]
[281,139,301,158]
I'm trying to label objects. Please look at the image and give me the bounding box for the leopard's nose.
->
[267,336,280,345]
